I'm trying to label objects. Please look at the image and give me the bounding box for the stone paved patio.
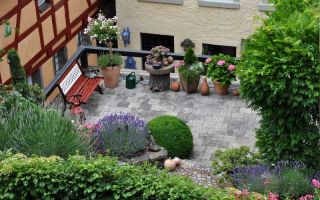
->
[84,78,259,167]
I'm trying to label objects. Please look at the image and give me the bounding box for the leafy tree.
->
[238,0,320,168]
[7,49,27,86]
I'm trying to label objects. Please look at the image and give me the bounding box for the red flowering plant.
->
[312,179,320,199]
[206,54,237,86]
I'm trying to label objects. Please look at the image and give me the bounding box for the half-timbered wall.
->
[0,0,101,84]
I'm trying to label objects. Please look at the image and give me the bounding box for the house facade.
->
[116,0,271,69]
[0,0,103,101]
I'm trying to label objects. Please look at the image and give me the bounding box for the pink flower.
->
[241,189,250,198]
[268,192,279,200]
[205,58,212,64]
[263,178,271,186]
[228,64,236,71]
[87,17,92,22]
[174,60,185,68]
[299,194,314,200]
[312,179,320,189]
[217,60,225,66]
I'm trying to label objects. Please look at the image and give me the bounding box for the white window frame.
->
[258,0,274,11]
[138,0,183,5]
[198,0,240,9]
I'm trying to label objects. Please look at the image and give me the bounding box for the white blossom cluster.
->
[84,11,120,44]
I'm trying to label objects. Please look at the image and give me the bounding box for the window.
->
[141,33,174,69]
[258,0,273,11]
[38,0,51,13]
[202,43,236,57]
[53,47,68,75]
[198,0,240,9]
[28,68,44,88]
[138,0,183,5]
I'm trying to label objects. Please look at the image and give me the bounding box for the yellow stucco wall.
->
[116,0,266,61]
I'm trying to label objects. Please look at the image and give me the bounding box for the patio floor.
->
[84,77,259,167]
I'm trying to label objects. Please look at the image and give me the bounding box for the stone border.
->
[138,0,183,5]
[198,0,240,9]
[258,3,274,12]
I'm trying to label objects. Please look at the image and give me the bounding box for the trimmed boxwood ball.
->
[148,115,193,158]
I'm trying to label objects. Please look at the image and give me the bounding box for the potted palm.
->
[206,54,236,95]
[85,12,121,88]
[177,48,203,94]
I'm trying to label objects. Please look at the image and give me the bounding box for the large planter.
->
[101,65,121,89]
[179,72,200,94]
[213,80,229,95]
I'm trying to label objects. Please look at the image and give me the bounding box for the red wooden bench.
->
[56,61,103,114]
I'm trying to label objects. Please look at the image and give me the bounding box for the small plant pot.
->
[171,82,181,92]
[179,72,200,94]
[101,65,121,89]
[213,81,229,95]
[152,63,162,70]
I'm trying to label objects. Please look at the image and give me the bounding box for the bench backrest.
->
[57,62,82,95]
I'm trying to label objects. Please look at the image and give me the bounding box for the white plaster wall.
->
[116,0,267,68]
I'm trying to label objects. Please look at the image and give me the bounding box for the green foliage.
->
[179,48,203,83]
[98,53,123,68]
[207,54,237,86]
[0,153,234,199]
[271,169,314,199]
[212,146,261,175]
[148,115,193,158]
[0,97,90,158]
[184,48,198,66]
[7,49,26,86]
[238,0,320,168]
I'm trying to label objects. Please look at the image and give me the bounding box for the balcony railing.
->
[44,45,233,97]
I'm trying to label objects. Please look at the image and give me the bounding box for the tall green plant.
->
[238,0,320,168]
[0,97,90,158]
[184,48,198,66]
[7,49,26,86]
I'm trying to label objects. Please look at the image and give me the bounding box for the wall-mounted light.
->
[4,20,11,38]
[121,27,131,47]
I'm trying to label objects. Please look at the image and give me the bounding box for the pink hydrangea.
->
[268,192,279,200]
[205,58,212,64]
[299,194,314,200]
[228,64,236,71]
[217,60,225,66]
[312,179,320,189]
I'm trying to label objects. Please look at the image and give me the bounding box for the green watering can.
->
[125,72,143,89]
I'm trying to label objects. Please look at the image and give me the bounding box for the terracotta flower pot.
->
[213,80,229,95]
[101,65,120,89]
[179,72,200,94]
[171,82,181,91]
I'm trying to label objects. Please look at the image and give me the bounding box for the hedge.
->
[0,152,233,200]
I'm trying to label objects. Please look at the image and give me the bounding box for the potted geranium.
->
[177,48,203,94]
[84,12,121,88]
[206,54,236,95]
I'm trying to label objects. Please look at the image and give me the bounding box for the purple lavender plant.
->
[93,113,149,157]
[273,160,306,175]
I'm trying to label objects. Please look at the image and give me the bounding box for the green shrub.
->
[271,169,314,199]
[148,115,193,158]
[98,53,123,68]
[7,49,26,86]
[0,152,233,199]
[212,146,261,176]
[0,98,90,158]
[178,48,203,83]
[237,0,320,168]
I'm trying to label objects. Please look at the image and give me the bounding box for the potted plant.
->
[206,54,236,95]
[147,46,173,69]
[177,48,203,94]
[85,12,121,88]
[97,53,123,88]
